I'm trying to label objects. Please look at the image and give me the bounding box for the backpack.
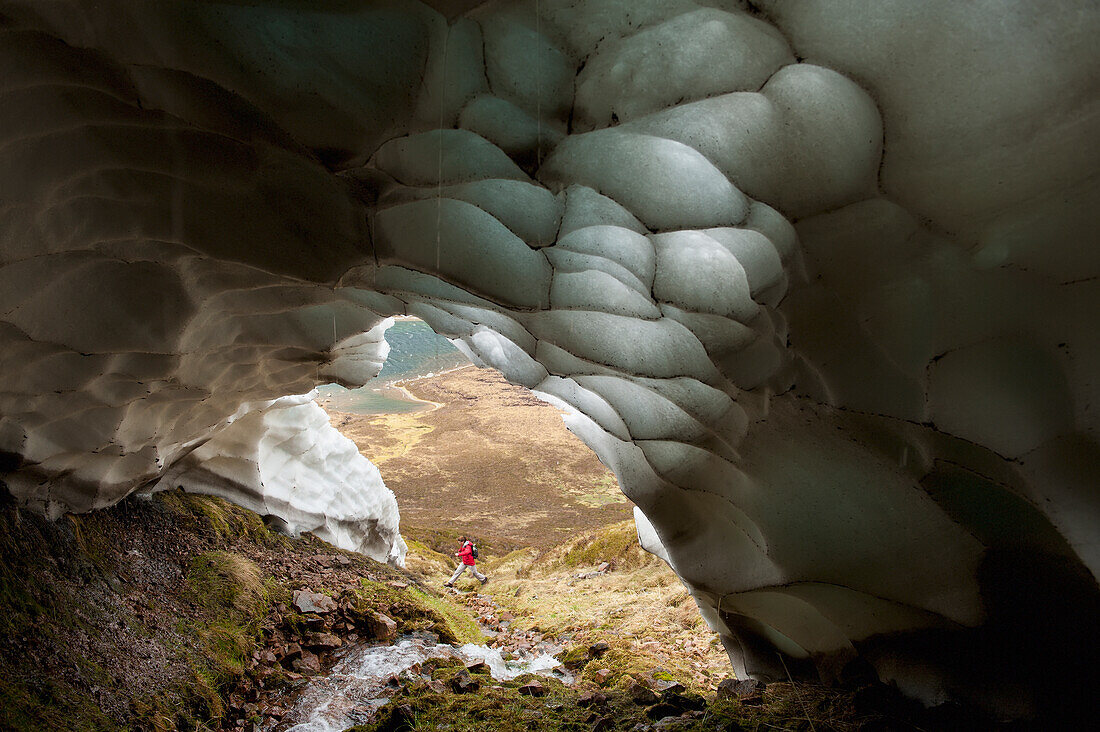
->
[470,541,479,559]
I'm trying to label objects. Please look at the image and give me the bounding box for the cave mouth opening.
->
[303,314,744,693]
[315,314,635,559]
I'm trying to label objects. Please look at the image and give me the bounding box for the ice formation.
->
[0,0,1096,719]
[155,393,407,566]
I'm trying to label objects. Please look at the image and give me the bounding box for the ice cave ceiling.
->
[0,0,1097,718]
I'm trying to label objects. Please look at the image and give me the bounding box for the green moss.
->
[554,521,649,570]
[351,677,626,732]
[0,557,50,635]
[420,656,464,677]
[352,679,860,732]
[155,491,288,548]
[558,645,590,670]
[576,648,650,688]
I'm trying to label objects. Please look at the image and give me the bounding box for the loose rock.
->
[628,680,659,705]
[293,590,337,614]
[465,660,491,674]
[305,632,343,650]
[449,670,480,694]
[292,651,321,673]
[518,680,546,697]
[577,690,608,707]
[716,677,765,701]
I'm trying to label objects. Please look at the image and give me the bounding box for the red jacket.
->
[457,541,476,565]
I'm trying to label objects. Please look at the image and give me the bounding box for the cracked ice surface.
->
[0,0,1097,718]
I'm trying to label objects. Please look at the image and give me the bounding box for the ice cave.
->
[0,0,1097,721]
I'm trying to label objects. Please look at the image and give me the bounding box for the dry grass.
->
[405,523,732,691]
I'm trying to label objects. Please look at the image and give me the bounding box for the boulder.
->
[366,611,398,640]
[715,678,764,702]
[293,590,337,614]
[660,690,706,712]
[518,680,546,697]
[305,632,343,650]
[645,702,682,721]
[449,670,480,694]
[628,681,659,705]
[292,651,321,673]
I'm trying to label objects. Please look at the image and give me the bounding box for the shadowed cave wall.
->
[0,0,1097,720]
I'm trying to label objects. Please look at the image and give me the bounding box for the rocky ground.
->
[352,581,958,732]
[0,487,478,731]
[0,485,1012,731]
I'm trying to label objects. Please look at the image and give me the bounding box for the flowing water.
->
[272,635,570,731]
[316,319,469,414]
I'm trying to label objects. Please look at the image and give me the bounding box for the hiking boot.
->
[480,577,489,585]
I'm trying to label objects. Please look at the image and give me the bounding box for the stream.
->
[271,634,571,731]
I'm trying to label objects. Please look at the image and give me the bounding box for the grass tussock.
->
[185,551,268,618]
[407,587,484,645]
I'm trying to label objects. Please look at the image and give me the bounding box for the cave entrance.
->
[315,315,632,557]
[313,315,733,689]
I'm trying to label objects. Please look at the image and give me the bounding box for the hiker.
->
[445,535,487,586]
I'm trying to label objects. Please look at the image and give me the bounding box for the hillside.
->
[327,365,632,553]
